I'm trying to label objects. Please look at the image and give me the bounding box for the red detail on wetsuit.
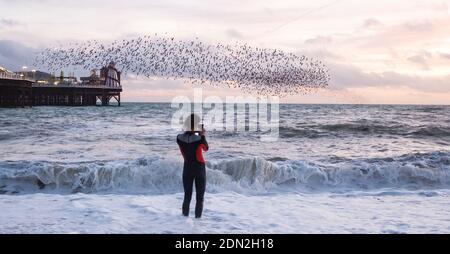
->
[196,144,207,164]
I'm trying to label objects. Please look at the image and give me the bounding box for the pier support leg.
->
[69,92,74,106]
[102,93,109,106]
[113,94,121,106]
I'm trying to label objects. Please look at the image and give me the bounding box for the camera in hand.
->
[194,123,204,135]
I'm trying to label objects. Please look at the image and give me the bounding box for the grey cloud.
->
[328,62,450,93]
[304,36,332,44]
[124,76,185,90]
[439,52,450,60]
[225,29,243,39]
[0,18,21,27]
[403,20,434,32]
[0,40,38,71]
[407,55,428,70]
[406,51,432,70]
[362,18,383,29]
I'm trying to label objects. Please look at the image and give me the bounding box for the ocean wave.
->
[408,126,450,137]
[279,123,450,138]
[279,151,450,190]
[0,156,295,195]
[1,151,450,194]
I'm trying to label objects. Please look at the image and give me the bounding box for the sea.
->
[0,103,449,233]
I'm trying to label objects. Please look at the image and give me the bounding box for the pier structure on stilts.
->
[0,62,122,107]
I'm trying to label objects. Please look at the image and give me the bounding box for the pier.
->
[31,84,121,106]
[0,62,122,107]
[0,73,33,107]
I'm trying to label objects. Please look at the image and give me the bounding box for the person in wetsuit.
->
[177,114,209,218]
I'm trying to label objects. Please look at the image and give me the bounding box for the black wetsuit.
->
[177,132,209,218]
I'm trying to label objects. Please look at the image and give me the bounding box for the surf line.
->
[175,238,209,252]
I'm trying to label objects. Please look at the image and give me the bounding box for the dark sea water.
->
[0,103,449,194]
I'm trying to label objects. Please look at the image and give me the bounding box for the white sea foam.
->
[1,191,450,233]
[1,152,449,195]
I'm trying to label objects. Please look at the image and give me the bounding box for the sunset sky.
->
[1,0,449,104]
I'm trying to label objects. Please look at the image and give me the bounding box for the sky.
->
[0,0,449,104]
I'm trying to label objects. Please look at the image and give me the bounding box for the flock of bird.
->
[34,35,330,96]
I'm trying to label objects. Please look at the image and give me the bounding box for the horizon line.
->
[118,101,450,106]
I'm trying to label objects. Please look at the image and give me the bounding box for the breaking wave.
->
[0,152,450,195]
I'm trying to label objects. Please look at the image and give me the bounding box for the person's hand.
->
[200,128,206,136]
